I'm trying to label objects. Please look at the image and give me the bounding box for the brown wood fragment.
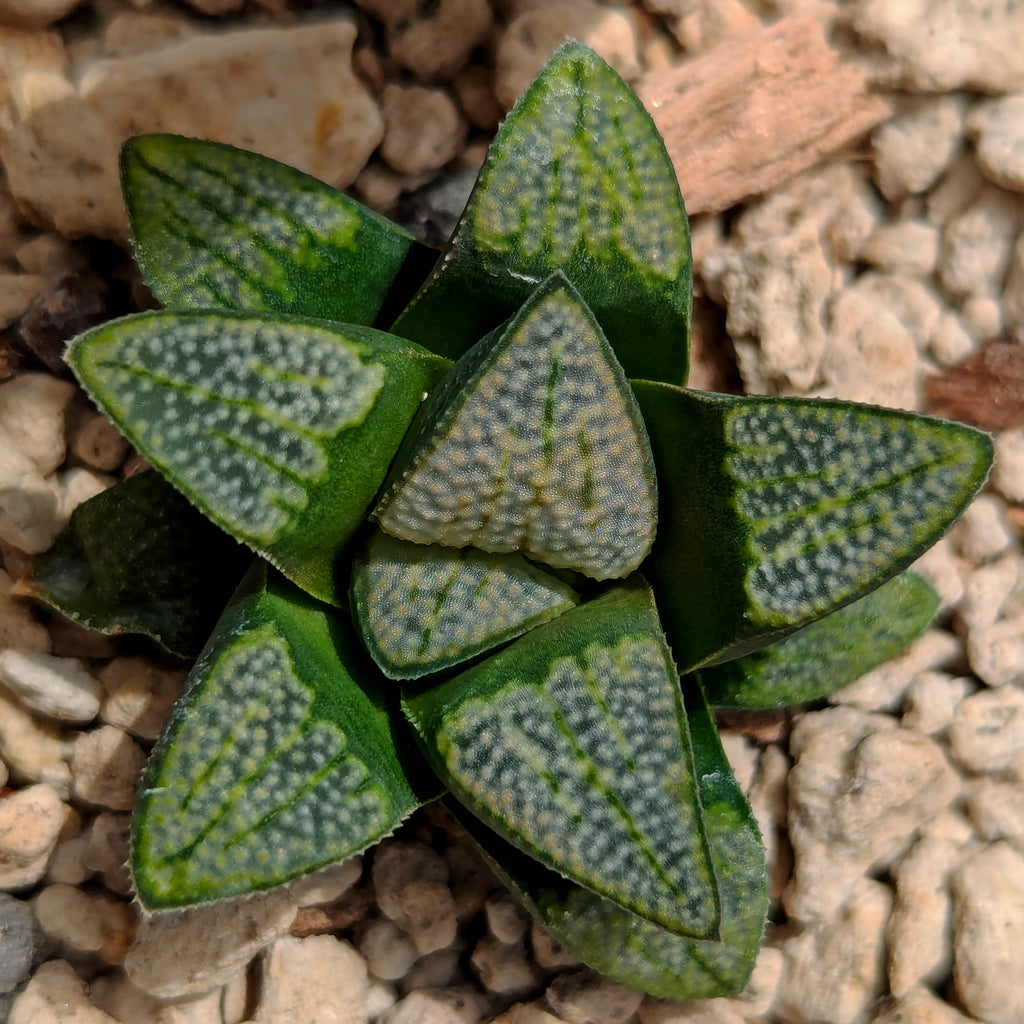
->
[637,15,892,215]
[289,885,376,937]
[926,340,1024,432]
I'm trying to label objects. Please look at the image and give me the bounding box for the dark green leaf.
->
[67,311,450,606]
[403,581,721,940]
[700,571,939,708]
[122,134,433,324]
[376,274,657,581]
[390,42,691,384]
[634,383,993,671]
[450,678,767,999]
[26,470,251,658]
[132,563,428,910]
[350,531,578,680]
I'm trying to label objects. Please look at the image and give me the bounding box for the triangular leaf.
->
[699,571,939,709]
[390,42,691,384]
[25,470,251,659]
[448,679,767,999]
[67,311,450,605]
[634,383,993,671]
[375,274,657,581]
[133,563,429,910]
[350,530,578,680]
[122,134,435,324]
[403,581,721,939]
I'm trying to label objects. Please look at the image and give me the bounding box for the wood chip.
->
[926,340,1024,431]
[638,15,892,215]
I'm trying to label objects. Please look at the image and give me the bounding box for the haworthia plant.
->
[38,42,992,1001]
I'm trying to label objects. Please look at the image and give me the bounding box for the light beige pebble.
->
[952,842,1024,1024]
[125,889,298,999]
[926,154,987,227]
[490,1003,569,1024]
[920,809,975,847]
[950,497,1015,570]
[0,567,50,654]
[85,811,132,896]
[961,292,1004,341]
[0,443,63,553]
[909,537,965,614]
[546,971,642,1024]
[965,777,1024,849]
[672,0,762,53]
[637,998,745,1024]
[718,731,757,794]
[869,985,979,1024]
[831,628,962,713]
[859,220,940,277]
[530,918,580,971]
[366,981,398,1020]
[383,0,493,81]
[44,826,92,886]
[901,673,973,736]
[8,958,121,1024]
[471,934,542,996]
[4,19,382,240]
[939,186,1022,299]
[871,95,967,200]
[34,882,136,965]
[786,709,958,921]
[373,841,456,954]
[748,743,791,906]
[0,693,72,796]
[929,310,977,366]
[14,232,85,276]
[853,0,1024,92]
[846,272,944,354]
[0,782,65,890]
[68,412,130,473]
[379,84,465,177]
[966,611,1024,687]
[257,934,368,1024]
[402,947,462,990]
[288,857,362,908]
[949,685,1024,772]
[495,2,640,108]
[71,725,145,810]
[98,657,186,742]
[992,425,1024,503]
[90,968,248,1024]
[0,0,83,28]
[887,834,967,997]
[381,986,489,1024]
[722,944,783,1021]
[55,466,112,523]
[359,917,417,981]
[485,895,529,945]
[1005,234,1024,343]
[445,840,499,922]
[967,93,1024,192]
[0,372,76,476]
[0,272,45,329]
[0,649,103,724]
[776,877,891,1024]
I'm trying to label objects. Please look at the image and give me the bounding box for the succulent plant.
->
[32,43,991,999]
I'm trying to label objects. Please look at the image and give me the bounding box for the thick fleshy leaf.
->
[391,43,691,384]
[132,563,428,910]
[67,311,450,605]
[350,531,578,680]
[448,679,767,999]
[376,274,657,580]
[26,471,251,658]
[634,383,993,671]
[403,581,720,939]
[122,134,434,323]
[700,571,939,709]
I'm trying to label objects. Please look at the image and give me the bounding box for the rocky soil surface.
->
[3,1,1024,1023]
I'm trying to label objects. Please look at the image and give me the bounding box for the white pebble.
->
[967,93,1024,192]
[949,686,1024,772]
[993,426,1024,503]
[0,649,102,724]
[9,959,120,1024]
[966,613,1024,688]
[98,657,186,741]
[901,672,973,736]
[70,725,146,811]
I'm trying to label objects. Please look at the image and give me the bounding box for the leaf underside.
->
[700,571,940,709]
[132,564,426,910]
[391,42,691,384]
[376,274,657,581]
[404,582,722,940]
[350,530,578,680]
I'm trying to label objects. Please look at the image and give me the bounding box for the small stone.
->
[845,272,944,354]
[870,986,979,1024]
[445,838,499,922]
[453,65,503,131]
[966,777,1024,851]
[777,877,891,1024]
[68,411,129,473]
[926,154,987,227]
[98,657,185,742]
[379,84,465,177]
[952,842,1024,1024]
[0,893,43,996]
[289,857,363,908]
[0,0,83,27]
[545,970,643,1024]
[85,811,132,896]
[70,725,145,810]
[939,187,1022,300]
[0,567,50,654]
[992,426,1024,503]
[967,93,1024,192]
[1005,235,1024,343]
[0,649,103,724]
[9,959,120,1024]
[125,888,298,999]
[0,442,63,553]
[90,968,248,1024]
[901,673,973,736]
[55,467,111,524]
[15,233,86,277]
[44,826,92,887]
[0,693,72,796]
[0,273,46,330]
[373,841,457,954]
[929,311,977,366]
[402,947,463,991]
[490,1004,568,1024]
[485,895,530,945]
[871,95,967,200]
[949,493,1014,564]
[471,934,543,995]
[383,0,494,81]
[859,219,940,278]
[34,883,137,965]
[949,686,1024,772]
[0,782,66,891]
[382,987,489,1024]
[0,372,76,476]
[722,944,783,1021]
[959,553,1020,634]
[637,999,745,1024]
[961,292,1004,341]
[259,935,369,1024]
[910,537,965,614]
[748,743,791,905]
[530,918,580,971]
[359,918,418,981]
[366,981,398,1019]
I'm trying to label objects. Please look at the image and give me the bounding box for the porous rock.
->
[8,958,120,1024]
[966,777,1024,851]
[471,933,543,996]
[948,685,1024,772]
[966,612,1024,688]
[992,425,1024,503]
[359,917,418,981]
[901,673,973,737]
[381,986,490,1024]
[0,782,65,890]
[939,186,1022,299]
[373,841,457,955]
[379,84,465,177]
[859,220,940,278]
[967,93,1024,192]
[545,970,643,1024]
[869,986,979,1024]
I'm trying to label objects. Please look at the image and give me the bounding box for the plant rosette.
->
[30,43,992,1000]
